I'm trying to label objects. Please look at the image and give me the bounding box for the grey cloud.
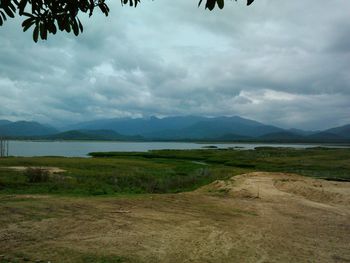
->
[0,0,349,129]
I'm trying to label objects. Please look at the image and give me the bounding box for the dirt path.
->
[0,172,349,263]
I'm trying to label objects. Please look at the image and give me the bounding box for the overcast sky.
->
[0,0,349,130]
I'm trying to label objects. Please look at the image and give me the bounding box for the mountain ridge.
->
[0,120,58,137]
[0,117,349,143]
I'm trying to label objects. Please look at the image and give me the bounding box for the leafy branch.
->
[0,0,254,42]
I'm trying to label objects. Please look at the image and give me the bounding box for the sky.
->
[0,0,349,130]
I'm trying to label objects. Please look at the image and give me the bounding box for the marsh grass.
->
[0,155,241,195]
[0,147,349,196]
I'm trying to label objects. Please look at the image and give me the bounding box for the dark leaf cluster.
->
[0,0,254,42]
[198,0,254,10]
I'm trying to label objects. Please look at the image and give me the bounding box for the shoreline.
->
[4,139,350,146]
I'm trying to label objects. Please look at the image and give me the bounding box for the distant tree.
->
[0,0,254,42]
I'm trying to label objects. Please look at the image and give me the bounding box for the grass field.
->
[0,147,349,196]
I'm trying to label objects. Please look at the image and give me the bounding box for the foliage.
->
[24,167,49,183]
[199,0,254,10]
[0,0,254,42]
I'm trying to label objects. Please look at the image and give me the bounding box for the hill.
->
[66,116,284,140]
[306,132,347,142]
[324,124,350,139]
[0,120,12,126]
[258,131,305,142]
[0,121,58,137]
[45,130,144,141]
[64,116,206,136]
[1,116,349,142]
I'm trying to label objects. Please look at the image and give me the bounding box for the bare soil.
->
[2,166,66,174]
[0,172,349,263]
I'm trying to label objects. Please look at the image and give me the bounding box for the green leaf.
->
[217,0,224,9]
[40,22,47,40]
[48,21,57,34]
[3,5,15,18]
[57,16,65,31]
[22,12,35,18]
[18,0,29,15]
[64,17,71,33]
[77,18,83,33]
[33,24,39,42]
[0,11,6,22]
[99,3,109,16]
[8,2,16,13]
[72,18,79,36]
[22,17,35,31]
[205,0,216,11]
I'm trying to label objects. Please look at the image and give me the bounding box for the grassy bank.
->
[0,155,245,196]
[90,147,350,179]
[0,147,349,196]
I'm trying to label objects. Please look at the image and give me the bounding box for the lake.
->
[4,140,347,157]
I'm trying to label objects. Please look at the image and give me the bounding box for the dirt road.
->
[1,172,349,262]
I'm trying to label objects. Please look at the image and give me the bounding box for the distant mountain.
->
[207,133,252,141]
[306,132,346,142]
[1,116,349,143]
[324,124,350,139]
[257,130,350,143]
[66,116,284,140]
[45,129,143,141]
[169,116,283,139]
[61,116,350,142]
[0,120,12,126]
[64,116,206,136]
[258,131,305,142]
[0,121,58,137]
[287,128,318,136]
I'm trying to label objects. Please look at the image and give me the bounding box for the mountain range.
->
[0,116,349,143]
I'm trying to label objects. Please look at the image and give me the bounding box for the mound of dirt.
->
[202,172,350,205]
[274,177,349,205]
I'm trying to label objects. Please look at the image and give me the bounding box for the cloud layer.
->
[0,0,349,130]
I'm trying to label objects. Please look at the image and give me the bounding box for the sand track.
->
[0,172,349,262]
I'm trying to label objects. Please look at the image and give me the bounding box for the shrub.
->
[24,168,50,183]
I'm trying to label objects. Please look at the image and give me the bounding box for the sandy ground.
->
[0,172,350,263]
[2,166,66,174]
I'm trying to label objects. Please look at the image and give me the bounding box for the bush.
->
[24,168,50,183]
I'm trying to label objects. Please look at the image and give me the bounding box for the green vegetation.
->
[90,147,350,180]
[24,167,50,183]
[0,147,349,196]
[0,154,242,196]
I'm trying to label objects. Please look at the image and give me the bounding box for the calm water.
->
[5,140,345,157]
